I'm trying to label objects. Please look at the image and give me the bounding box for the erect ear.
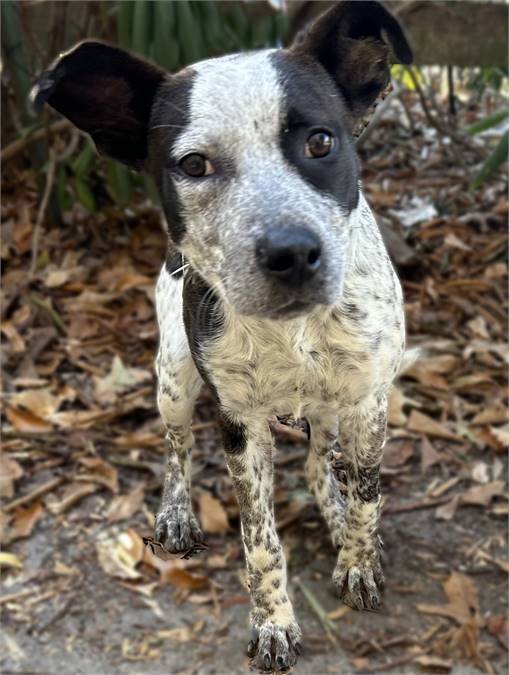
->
[30,40,166,169]
[291,1,412,118]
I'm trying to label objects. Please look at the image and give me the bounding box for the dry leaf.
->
[78,456,119,493]
[4,502,44,543]
[46,482,98,515]
[388,386,408,426]
[9,387,62,418]
[0,455,24,499]
[414,655,452,671]
[489,424,509,446]
[198,492,230,535]
[96,529,144,580]
[417,571,479,625]
[460,480,505,507]
[435,495,460,521]
[0,552,23,570]
[486,615,509,650]
[420,437,443,471]
[383,439,413,468]
[327,606,351,620]
[162,567,209,590]
[94,355,152,405]
[407,410,461,442]
[106,484,145,522]
[5,406,53,433]
[471,407,507,426]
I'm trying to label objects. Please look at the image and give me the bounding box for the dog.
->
[31,1,412,670]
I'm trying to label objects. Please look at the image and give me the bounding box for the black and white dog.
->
[32,2,412,669]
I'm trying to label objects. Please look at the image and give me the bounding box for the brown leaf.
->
[387,386,408,426]
[486,615,509,650]
[414,655,452,671]
[96,529,144,580]
[383,439,413,468]
[460,480,506,507]
[9,387,62,418]
[4,502,44,543]
[420,437,443,471]
[407,410,461,442]
[435,495,460,521]
[46,482,98,515]
[5,406,53,433]
[106,484,145,523]
[417,571,479,625]
[162,567,209,590]
[198,492,230,535]
[0,455,24,499]
[78,457,119,493]
[489,424,509,446]
[471,406,507,426]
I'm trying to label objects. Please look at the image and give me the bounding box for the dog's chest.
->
[204,307,401,419]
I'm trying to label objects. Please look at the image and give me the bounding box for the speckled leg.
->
[333,396,387,610]
[154,350,203,553]
[305,415,345,549]
[221,416,302,672]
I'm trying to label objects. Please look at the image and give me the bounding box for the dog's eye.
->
[304,131,334,158]
[179,153,214,177]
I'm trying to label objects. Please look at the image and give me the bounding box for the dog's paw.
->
[333,548,384,610]
[247,620,302,672]
[154,504,203,554]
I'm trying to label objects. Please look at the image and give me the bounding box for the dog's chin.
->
[233,297,323,321]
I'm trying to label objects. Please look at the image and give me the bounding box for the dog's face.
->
[31,1,411,319]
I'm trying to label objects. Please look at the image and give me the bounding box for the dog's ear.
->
[30,41,166,169]
[291,1,412,117]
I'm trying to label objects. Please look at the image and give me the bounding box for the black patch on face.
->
[270,51,360,214]
[148,71,196,245]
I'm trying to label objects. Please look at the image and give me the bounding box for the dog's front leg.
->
[333,396,387,610]
[221,414,302,671]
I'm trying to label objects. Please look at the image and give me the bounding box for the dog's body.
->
[32,2,412,669]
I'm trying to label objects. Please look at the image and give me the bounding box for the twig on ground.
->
[296,579,339,646]
[30,149,56,278]
[1,119,71,162]
[4,475,64,512]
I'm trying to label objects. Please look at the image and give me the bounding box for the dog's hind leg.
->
[305,414,346,550]
[153,266,203,553]
[332,395,387,610]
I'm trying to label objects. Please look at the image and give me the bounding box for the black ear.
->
[30,40,166,168]
[292,1,412,117]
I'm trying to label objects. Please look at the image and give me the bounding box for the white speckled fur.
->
[154,49,406,667]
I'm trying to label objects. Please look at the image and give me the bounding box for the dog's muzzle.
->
[255,226,322,289]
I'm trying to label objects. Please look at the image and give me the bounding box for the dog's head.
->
[31,1,411,319]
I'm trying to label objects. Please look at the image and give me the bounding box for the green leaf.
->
[118,0,134,49]
[466,110,509,136]
[71,142,96,177]
[75,176,97,213]
[106,160,133,205]
[154,1,179,71]
[175,1,202,65]
[131,0,153,55]
[470,131,508,190]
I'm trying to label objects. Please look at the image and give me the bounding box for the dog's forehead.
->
[173,50,281,154]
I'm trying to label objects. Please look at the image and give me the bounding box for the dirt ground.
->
[2,88,508,674]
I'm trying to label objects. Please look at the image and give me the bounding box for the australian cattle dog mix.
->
[32,2,413,669]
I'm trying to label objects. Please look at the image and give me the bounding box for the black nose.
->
[256,227,322,287]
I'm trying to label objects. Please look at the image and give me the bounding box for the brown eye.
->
[305,131,334,158]
[180,153,214,177]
